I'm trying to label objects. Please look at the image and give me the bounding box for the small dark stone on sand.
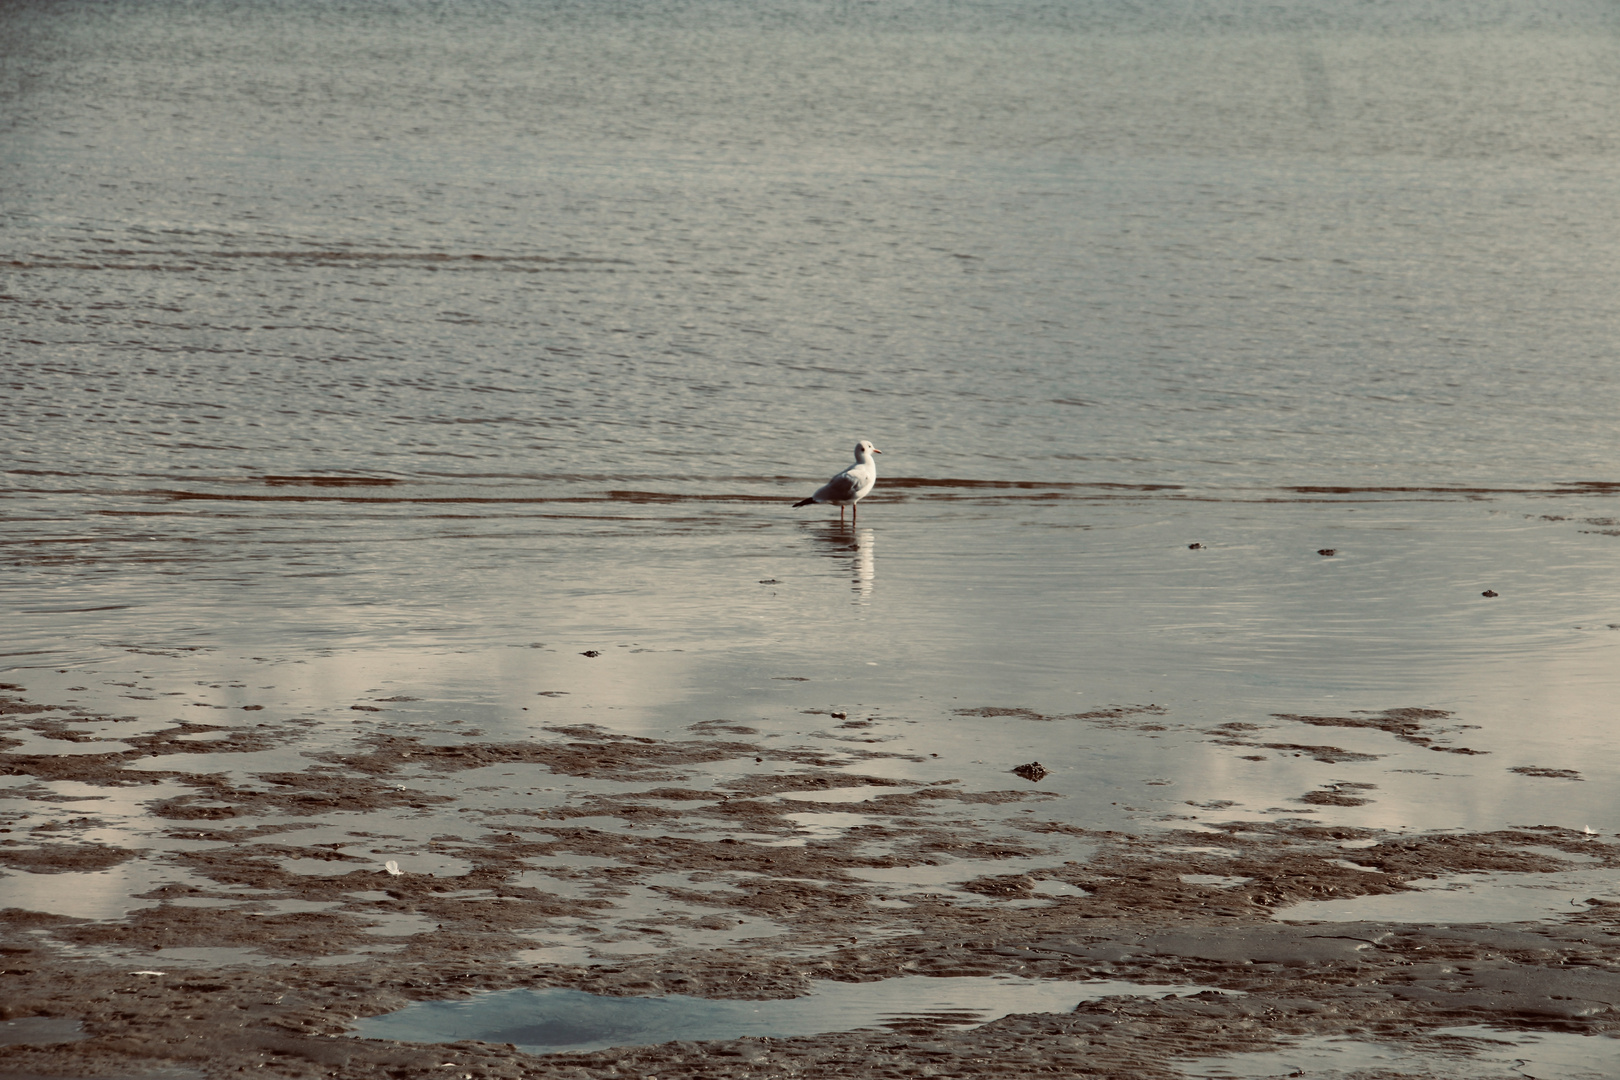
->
[830,712,848,720]
[1482,589,1498,597]
[581,650,601,657]
[1012,761,1049,782]
[1317,548,1336,556]
[1187,542,1202,549]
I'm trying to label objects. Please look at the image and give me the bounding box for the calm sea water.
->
[4,0,1620,835]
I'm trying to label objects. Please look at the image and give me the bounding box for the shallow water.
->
[5,0,1620,926]
[351,975,1229,1054]
[1277,866,1620,924]
[1180,1026,1620,1080]
[0,1016,87,1047]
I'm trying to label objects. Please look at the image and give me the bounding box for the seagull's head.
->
[855,440,882,458]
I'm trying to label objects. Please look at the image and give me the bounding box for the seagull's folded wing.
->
[815,472,860,502]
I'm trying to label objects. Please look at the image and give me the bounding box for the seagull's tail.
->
[792,497,815,507]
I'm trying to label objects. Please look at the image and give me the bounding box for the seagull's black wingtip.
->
[792,497,815,507]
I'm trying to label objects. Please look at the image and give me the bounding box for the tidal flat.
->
[3,627,1618,1079]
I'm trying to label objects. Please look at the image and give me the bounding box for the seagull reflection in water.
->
[807,524,876,601]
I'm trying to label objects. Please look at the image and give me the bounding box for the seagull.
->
[794,440,882,523]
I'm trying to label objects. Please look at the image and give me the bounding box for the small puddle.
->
[846,860,1042,888]
[128,946,291,966]
[0,1016,87,1046]
[1178,1026,1619,1079]
[1431,1026,1620,1080]
[1179,874,1252,889]
[274,852,472,878]
[275,857,379,877]
[352,976,1231,1054]
[844,862,1088,905]
[0,861,221,920]
[777,786,907,804]
[782,811,872,840]
[0,731,135,756]
[508,870,607,899]
[512,945,598,965]
[1275,869,1620,924]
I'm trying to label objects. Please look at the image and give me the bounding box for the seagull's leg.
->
[852,502,857,525]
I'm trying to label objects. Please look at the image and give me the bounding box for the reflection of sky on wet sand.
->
[1277,867,1620,924]
[1178,1027,1618,1080]
[1,860,220,921]
[355,975,1234,1055]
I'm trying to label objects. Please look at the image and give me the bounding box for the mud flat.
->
[3,684,1619,1080]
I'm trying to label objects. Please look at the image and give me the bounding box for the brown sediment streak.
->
[262,476,401,486]
[7,251,631,270]
[1290,482,1620,495]
[883,478,1183,491]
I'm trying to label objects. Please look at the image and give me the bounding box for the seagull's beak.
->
[872,447,882,454]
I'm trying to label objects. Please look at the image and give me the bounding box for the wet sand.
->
[3,682,1618,1079]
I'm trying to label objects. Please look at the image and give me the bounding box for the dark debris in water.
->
[1509,766,1583,781]
[955,704,1166,725]
[1273,707,1486,755]
[1298,788,1374,807]
[1259,742,1381,764]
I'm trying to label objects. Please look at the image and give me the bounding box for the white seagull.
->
[794,440,882,523]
